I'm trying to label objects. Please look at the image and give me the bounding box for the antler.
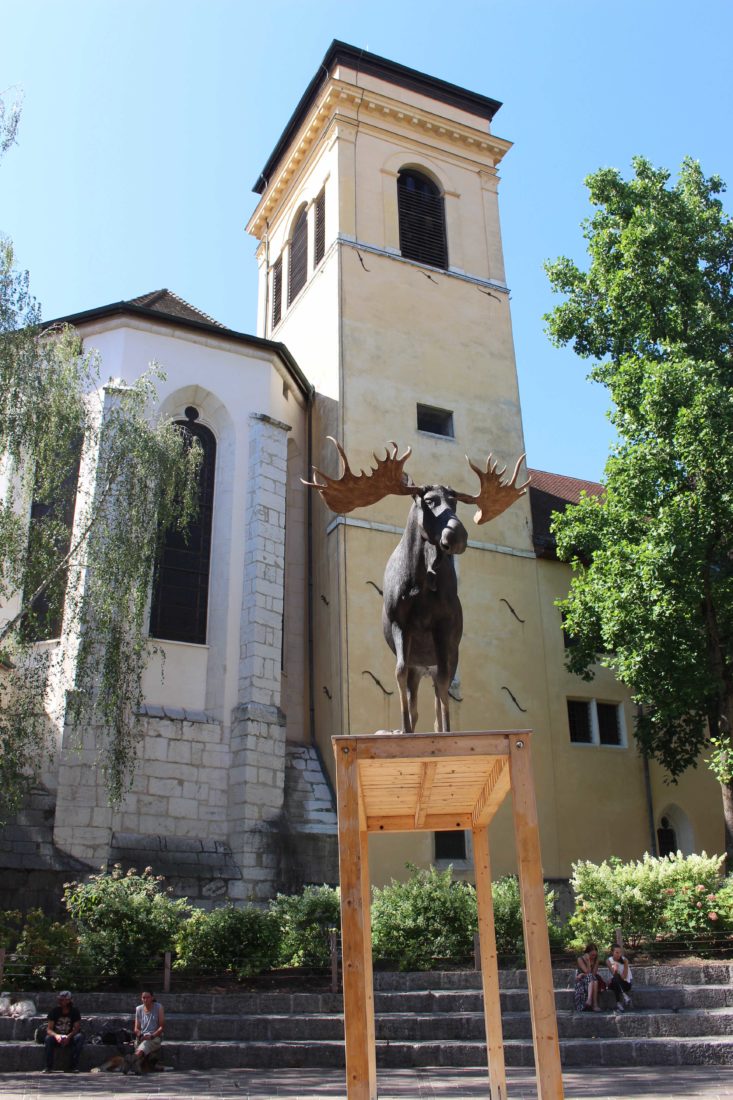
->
[303,438,415,514]
[454,453,530,525]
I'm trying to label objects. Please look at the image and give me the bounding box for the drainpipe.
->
[638,704,658,855]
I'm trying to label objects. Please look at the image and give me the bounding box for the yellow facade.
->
[247,43,724,885]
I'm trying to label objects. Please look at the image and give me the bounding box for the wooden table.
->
[332,729,564,1100]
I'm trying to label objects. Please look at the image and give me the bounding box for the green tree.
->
[0,101,201,814]
[545,156,733,866]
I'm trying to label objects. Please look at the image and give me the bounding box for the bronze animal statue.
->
[306,439,529,733]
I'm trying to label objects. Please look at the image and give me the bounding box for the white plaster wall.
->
[74,318,308,727]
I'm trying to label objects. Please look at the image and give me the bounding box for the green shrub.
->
[371,865,477,971]
[63,866,189,984]
[0,909,94,990]
[270,885,340,967]
[568,852,733,952]
[491,876,563,960]
[174,904,281,978]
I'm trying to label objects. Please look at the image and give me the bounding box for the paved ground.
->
[0,1067,732,1099]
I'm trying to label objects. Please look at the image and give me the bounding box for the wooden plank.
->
[360,828,376,1091]
[367,812,473,833]
[414,761,438,827]
[356,733,513,762]
[472,826,506,1100]
[334,740,377,1100]
[472,759,511,828]
[357,769,368,833]
[509,734,564,1100]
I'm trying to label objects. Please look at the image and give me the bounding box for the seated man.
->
[132,991,165,1073]
[607,943,633,1013]
[45,990,84,1073]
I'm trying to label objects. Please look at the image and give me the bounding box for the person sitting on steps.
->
[607,943,633,1013]
[574,943,606,1012]
[44,990,84,1073]
[131,991,165,1074]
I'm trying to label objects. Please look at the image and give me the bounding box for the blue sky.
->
[1,1,731,481]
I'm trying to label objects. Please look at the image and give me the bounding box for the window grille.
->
[397,169,448,269]
[435,830,467,862]
[597,702,622,746]
[288,207,308,304]
[567,699,592,743]
[149,415,216,645]
[314,188,326,266]
[272,256,282,327]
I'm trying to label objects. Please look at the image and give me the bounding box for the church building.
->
[0,42,722,912]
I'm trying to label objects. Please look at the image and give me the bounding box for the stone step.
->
[4,1006,732,1045]
[2,1035,733,1072]
[14,981,733,1018]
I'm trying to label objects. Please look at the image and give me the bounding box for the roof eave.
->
[253,39,503,194]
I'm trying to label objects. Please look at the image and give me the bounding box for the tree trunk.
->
[721,779,733,877]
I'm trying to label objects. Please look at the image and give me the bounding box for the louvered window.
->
[288,207,308,304]
[150,413,216,645]
[272,256,282,327]
[397,169,448,269]
[314,188,326,266]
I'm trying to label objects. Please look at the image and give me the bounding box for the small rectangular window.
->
[314,188,326,266]
[434,830,466,862]
[417,404,454,438]
[272,257,282,327]
[597,702,622,746]
[567,699,592,744]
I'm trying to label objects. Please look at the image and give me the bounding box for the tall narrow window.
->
[23,439,83,641]
[149,410,215,645]
[314,188,326,267]
[567,699,592,743]
[288,207,308,304]
[272,256,282,327]
[397,169,448,269]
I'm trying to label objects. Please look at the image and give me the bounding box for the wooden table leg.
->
[509,734,564,1100]
[472,825,507,1100]
[335,742,377,1100]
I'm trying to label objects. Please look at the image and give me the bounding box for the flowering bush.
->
[491,875,563,960]
[63,866,189,983]
[568,852,733,952]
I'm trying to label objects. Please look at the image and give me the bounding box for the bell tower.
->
[247,43,559,880]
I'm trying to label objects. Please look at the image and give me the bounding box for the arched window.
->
[397,169,448,269]
[149,410,216,645]
[288,207,308,304]
[657,816,677,857]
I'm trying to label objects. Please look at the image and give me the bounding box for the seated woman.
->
[131,991,165,1073]
[606,943,633,1012]
[574,943,605,1012]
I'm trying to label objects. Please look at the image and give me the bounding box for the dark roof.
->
[44,291,312,400]
[528,468,604,560]
[253,40,503,194]
[126,289,227,328]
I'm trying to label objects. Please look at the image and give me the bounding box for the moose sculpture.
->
[306,439,529,733]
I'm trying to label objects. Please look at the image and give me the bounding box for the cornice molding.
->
[246,76,512,241]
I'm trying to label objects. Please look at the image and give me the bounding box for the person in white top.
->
[607,944,633,1013]
[131,991,165,1073]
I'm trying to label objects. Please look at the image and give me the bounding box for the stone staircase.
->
[1,963,732,1072]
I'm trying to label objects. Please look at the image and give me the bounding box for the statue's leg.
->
[431,634,454,733]
[391,624,412,733]
[406,667,420,732]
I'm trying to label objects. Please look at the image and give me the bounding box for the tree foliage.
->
[0,104,201,814]
[545,159,733,837]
